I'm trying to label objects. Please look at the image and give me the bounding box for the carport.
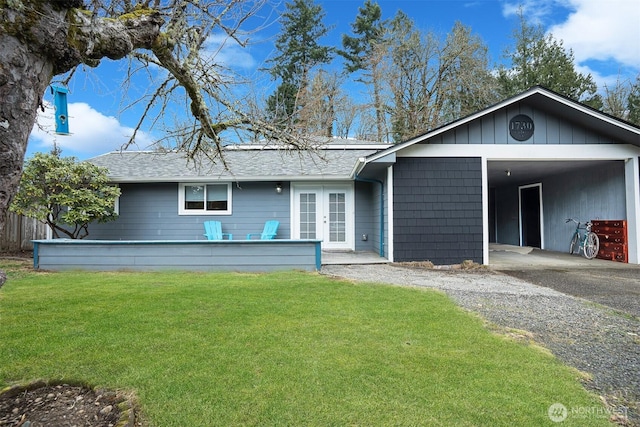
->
[482,88,640,265]
[355,86,640,266]
[487,157,630,255]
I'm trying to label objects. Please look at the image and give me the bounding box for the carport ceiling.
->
[488,160,619,186]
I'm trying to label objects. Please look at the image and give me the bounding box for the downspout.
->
[354,174,385,257]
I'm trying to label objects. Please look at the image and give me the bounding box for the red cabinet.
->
[591,220,628,263]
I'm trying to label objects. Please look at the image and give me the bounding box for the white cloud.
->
[503,0,640,74]
[502,1,548,25]
[502,0,639,90]
[549,0,640,70]
[203,33,257,70]
[29,102,155,160]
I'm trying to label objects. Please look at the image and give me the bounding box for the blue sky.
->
[28,0,640,160]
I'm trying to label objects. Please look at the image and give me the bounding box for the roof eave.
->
[362,86,640,163]
[108,175,356,183]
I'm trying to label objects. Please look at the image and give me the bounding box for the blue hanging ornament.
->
[51,86,70,135]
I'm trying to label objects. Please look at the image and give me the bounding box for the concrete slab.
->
[489,244,639,270]
[322,251,389,265]
[321,245,639,270]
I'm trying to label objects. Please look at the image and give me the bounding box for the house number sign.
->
[509,114,534,141]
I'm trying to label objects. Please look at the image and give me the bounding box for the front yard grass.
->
[0,261,609,426]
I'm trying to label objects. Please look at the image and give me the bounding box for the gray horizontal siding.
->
[88,182,291,241]
[493,161,626,251]
[543,161,625,251]
[430,102,617,145]
[354,180,375,252]
[33,239,321,272]
[354,176,388,257]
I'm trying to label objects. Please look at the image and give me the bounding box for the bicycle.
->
[566,218,600,259]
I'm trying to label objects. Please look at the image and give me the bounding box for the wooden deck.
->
[33,239,322,272]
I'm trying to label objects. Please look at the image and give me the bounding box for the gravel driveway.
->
[321,264,640,426]
[498,268,640,319]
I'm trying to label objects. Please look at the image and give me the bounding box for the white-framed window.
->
[178,183,232,215]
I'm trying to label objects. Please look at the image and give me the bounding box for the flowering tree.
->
[11,152,120,239]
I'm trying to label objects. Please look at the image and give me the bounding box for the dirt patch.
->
[396,259,488,271]
[0,381,136,427]
[0,251,33,260]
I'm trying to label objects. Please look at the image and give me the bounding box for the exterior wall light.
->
[276,183,283,194]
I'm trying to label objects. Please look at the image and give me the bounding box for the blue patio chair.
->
[203,221,232,240]
[246,220,279,240]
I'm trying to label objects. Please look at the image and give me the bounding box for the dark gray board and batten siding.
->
[393,157,483,265]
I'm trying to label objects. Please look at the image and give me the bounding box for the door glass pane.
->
[299,193,316,239]
[328,193,346,243]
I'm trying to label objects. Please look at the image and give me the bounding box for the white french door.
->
[293,184,354,250]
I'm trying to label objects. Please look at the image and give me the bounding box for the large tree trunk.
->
[0,35,53,233]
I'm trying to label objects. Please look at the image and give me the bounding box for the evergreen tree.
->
[265,82,300,127]
[339,0,388,142]
[628,75,640,125]
[498,13,598,105]
[265,0,334,130]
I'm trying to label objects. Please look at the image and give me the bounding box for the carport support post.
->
[482,157,489,265]
[625,157,640,264]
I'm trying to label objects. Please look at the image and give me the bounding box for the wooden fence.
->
[0,212,47,252]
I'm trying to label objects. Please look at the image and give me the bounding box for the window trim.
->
[178,182,232,216]
[113,185,120,215]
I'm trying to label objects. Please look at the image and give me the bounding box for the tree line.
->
[264,0,640,143]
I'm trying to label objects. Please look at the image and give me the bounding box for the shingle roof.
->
[87,144,384,183]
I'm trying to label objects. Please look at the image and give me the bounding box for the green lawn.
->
[0,260,609,426]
